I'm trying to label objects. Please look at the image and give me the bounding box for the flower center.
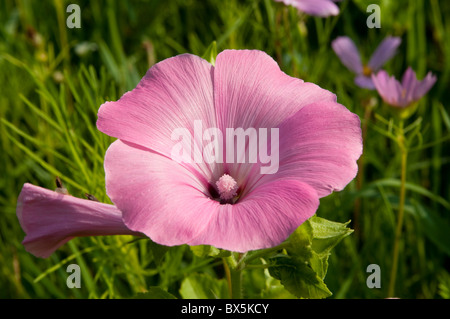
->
[362,65,373,77]
[216,174,238,201]
[401,88,407,99]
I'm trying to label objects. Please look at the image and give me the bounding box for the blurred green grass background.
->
[0,0,449,299]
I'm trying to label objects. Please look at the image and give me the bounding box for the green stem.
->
[53,0,70,70]
[223,254,242,299]
[224,241,291,298]
[223,259,232,298]
[229,267,242,299]
[388,120,407,298]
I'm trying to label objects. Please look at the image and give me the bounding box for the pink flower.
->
[371,67,437,108]
[17,183,139,258]
[332,36,401,89]
[96,50,362,252]
[275,0,342,17]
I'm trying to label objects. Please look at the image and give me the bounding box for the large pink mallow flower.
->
[332,36,401,89]
[96,49,363,252]
[17,183,139,258]
[371,67,437,108]
[275,0,342,17]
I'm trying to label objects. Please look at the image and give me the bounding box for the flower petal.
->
[249,101,362,198]
[104,140,219,246]
[372,70,404,107]
[17,183,137,258]
[214,50,336,132]
[332,36,363,74]
[296,0,340,17]
[413,71,437,101]
[213,49,336,184]
[354,74,376,89]
[188,180,319,252]
[400,67,418,105]
[97,53,216,161]
[368,36,401,71]
[371,70,390,101]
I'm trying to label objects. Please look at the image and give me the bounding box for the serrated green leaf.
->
[286,218,313,259]
[134,287,177,299]
[268,216,352,298]
[179,273,229,299]
[308,250,328,280]
[269,256,332,299]
[310,216,353,255]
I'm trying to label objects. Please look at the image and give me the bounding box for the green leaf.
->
[268,216,352,298]
[309,216,353,256]
[134,287,177,299]
[179,273,229,299]
[371,178,450,210]
[410,201,450,257]
[260,275,297,299]
[148,240,170,266]
[201,41,217,66]
[438,102,450,131]
[269,256,332,299]
[190,245,231,258]
[287,217,314,258]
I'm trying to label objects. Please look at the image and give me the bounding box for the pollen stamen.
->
[216,174,238,201]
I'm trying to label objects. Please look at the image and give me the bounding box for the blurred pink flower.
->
[275,0,342,17]
[371,67,436,108]
[17,183,139,258]
[96,49,363,252]
[332,36,401,89]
